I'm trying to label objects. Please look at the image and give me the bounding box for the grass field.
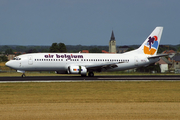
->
[1,62,180,119]
[0,81,180,120]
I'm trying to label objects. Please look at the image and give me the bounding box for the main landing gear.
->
[88,72,94,77]
[21,73,26,77]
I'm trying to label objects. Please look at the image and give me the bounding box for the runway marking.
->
[1,80,180,83]
[0,80,96,83]
[98,77,180,80]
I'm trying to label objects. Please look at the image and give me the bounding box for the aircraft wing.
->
[86,62,124,71]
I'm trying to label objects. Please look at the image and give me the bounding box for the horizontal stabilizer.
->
[148,53,170,59]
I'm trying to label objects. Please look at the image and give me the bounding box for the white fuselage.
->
[5,52,159,73]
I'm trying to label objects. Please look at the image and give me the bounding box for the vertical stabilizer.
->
[136,27,163,55]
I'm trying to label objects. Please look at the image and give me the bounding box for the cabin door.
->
[28,55,33,65]
[134,56,138,66]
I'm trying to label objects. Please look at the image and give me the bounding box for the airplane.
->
[5,27,167,77]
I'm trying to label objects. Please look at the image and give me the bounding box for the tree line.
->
[1,43,180,55]
[0,44,108,54]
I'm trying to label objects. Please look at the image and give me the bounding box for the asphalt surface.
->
[0,75,180,82]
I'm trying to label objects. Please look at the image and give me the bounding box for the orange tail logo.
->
[144,36,158,55]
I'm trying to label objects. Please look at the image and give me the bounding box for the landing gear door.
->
[28,55,33,65]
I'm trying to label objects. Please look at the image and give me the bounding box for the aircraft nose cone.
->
[5,61,12,68]
[5,61,9,67]
[5,61,17,70]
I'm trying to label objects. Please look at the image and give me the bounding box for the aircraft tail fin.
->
[136,27,163,56]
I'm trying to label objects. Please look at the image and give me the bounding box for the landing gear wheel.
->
[88,72,94,77]
[21,73,26,77]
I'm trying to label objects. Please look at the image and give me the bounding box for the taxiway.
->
[0,75,180,83]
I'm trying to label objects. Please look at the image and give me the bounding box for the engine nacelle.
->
[68,66,87,75]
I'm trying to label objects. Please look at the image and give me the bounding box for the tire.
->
[88,72,94,77]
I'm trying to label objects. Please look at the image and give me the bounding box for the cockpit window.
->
[13,57,21,60]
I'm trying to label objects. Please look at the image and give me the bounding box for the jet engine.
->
[68,66,87,76]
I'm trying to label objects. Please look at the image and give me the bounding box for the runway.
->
[0,75,180,82]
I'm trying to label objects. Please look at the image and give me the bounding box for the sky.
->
[0,0,180,46]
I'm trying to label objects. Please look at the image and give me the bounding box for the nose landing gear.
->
[17,70,26,77]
